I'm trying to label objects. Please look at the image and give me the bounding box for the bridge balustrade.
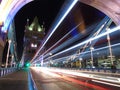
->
[0,68,17,77]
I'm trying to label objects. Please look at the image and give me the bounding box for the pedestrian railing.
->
[0,68,17,77]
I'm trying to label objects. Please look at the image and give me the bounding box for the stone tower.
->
[24,16,45,61]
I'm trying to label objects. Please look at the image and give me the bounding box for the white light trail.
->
[31,0,78,62]
[92,80,120,87]
[44,54,72,63]
[31,67,120,86]
[43,22,82,55]
[46,41,120,63]
[51,26,120,58]
[80,42,120,55]
[44,42,120,63]
[42,0,78,48]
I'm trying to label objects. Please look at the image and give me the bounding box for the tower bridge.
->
[0,0,120,90]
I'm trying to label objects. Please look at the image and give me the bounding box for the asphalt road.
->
[30,67,120,90]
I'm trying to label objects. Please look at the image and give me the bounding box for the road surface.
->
[30,67,120,90]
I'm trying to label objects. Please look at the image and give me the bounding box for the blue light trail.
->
[43,22,82,55]
[50,26,120,58]
[31,0,78,62]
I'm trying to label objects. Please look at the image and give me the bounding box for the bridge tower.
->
[23,16,45,62]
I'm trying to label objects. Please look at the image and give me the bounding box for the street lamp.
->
[49,53,53,67]
[106,27,113,65]
[79,57,83,68]
[49,53,52,56]
[5,39,11,68]
[90,46,94,68]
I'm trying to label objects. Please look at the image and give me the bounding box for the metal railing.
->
[0,68,17,77]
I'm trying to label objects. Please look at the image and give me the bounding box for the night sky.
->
[14,0,106,60]
[15,0,65,59]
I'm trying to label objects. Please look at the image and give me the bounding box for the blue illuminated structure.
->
[0,0,33,32]
[7,20,18,67]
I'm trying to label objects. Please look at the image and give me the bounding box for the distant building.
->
[23,16,45,62]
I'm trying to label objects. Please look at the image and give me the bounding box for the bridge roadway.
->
[0,68,120,90]
[0,69,28,90]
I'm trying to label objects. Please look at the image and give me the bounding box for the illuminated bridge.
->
[0,0,120,90]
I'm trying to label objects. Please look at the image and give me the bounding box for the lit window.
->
[31,43,37,48]
[29,27,33,31]
[38,27,42,32]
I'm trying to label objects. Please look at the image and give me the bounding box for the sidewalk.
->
[0,69,29,90]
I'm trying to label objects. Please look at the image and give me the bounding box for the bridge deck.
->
[0,69,28,90]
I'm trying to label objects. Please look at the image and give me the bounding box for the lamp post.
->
[40,55,43,67]
[5,40,11,68]
[106,27,113,65]
[90,46,94,68]
[79,57,82,68]
[49,53,53,67]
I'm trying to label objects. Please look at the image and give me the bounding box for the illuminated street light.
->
[79,57,83,68]
[106,27,113,65]
[90,46,94,68]
[49,53,52,56]
[49,53,53,67]
[5,39,11,68]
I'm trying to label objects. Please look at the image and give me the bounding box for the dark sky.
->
[15,0,65,59]
[14,0,106,60]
